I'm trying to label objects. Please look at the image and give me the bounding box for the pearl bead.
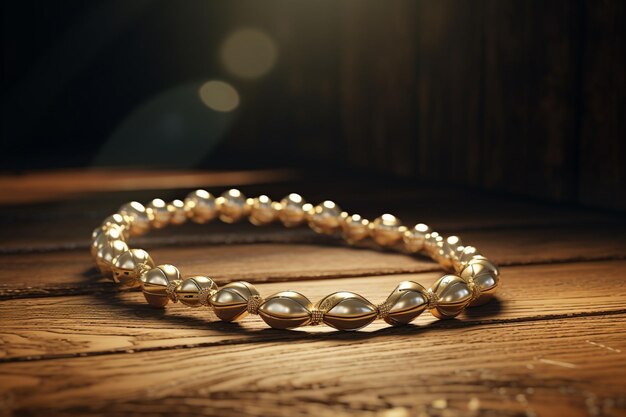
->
[433,235,463,270]
[341,213,370,243]
[111,248,155,288]
[140,264,181,307]
[209,281,260,321]
[308,200,343,234]
[382,281,429,325]
[403,223,431,253]
[167,199,187,225]
[118,201,150,236]
[428,274,472,319]
[146,199,171,229]
[454,246,482,272]
[184,189,217,224]
[369,214,406,246]
[247,195,279,226]
[277,193,308,227]
[461,258,500,307]
[258,291,313,329]
[316,291,377,330]
[423,231,443,256]
[175,275,218,307]
[91,224,125,257]
[217,189,248,223]
[101,214,130,237]
[95,239,129,276]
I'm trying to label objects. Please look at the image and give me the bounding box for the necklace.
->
[92,189,499,331]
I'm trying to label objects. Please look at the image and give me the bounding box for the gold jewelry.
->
[91,189,500,331]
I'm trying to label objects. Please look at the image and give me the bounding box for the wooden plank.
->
[0,314,624,416]
[1,261,625,361]
[2,224,624,299]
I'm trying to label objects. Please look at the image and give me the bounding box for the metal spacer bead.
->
[426,289,438,309]
[198,286,216,306]
[309,308,324,326]
[376,302,392,319]
[466,276,482,302]
[247,295,264,314]
[166,279,181,303]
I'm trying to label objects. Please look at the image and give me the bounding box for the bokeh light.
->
[220,28,278,79]
[198,80,240,112]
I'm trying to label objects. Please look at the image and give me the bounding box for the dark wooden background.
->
[2,0,625,210]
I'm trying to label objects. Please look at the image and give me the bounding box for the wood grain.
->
[1,314,624,417]
[1,261,625,362]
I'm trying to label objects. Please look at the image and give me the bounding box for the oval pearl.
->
[316,291,377,330]
[429,274,473,319]
[258,291,312,329]
[175,275,218,307]
[454,246,482,272]
[341,213,370,243]
[277,193,308,227]
[369,214,406,246]
[111,248,155,288]
[403,223,431,253]
[247,195,279,226]
[91,224,125,257]
[184,189,217,224]
[423,231,443,256]
[209,281,260,321]
[308,200,343,234]
[383,281,429,325]
[100,214,130,238]
[118,201,150,236]
[217,189,248,223]
[95,239,129,276]
[146,198,171,229]
[434,236,463,270]
[140,264,181,307]
[167,199,187,225]
[461,258,500,306]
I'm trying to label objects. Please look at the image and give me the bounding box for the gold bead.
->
[369,214,406,246]
[111,248,155,288]
[382,281,429,325]
[277,193,308,227]
[167,199,187,225]
[118,201,150,236]
[308,200,343,234]
[461,258,500,307]
[216,189,248,223]
[209,281,260,321]
[247,195,279,226]
[146,198,171,229]
[184,189,217,224]
[258,291,312,329]
[91,224,125,257]
[175,275,218,307]
[454,246,481,272]
[423,231,443,256]
[403,223,431,253]
[433,236,463,270]
[95,239,129,276]
[140,264,181,307]
[341,213,370,243]
[316,291,377,330]
[101,214,130,237]
[428,274,472,319]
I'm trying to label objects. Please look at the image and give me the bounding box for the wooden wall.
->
[335,0,625,210]
[2,0,624,210]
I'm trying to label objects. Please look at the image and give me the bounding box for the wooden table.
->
[1,170,625,417]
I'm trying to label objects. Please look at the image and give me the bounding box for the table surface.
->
[1,170,625,417]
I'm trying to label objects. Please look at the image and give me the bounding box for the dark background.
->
[1,0,624,210]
